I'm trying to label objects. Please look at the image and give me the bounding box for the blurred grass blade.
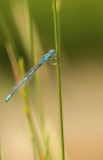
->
[45,135,50,160]
[26,0,34,66]
[6,43,43,159]
[18,58,44,160]
[26,0,45,136]
[5,43,20,80]
[53,0,65,160]
[25,0,48,157]
[0,11,19,62]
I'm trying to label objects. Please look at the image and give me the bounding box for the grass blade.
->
[26,2,50,159]
[52,0,65,160]
[6,43,43,159]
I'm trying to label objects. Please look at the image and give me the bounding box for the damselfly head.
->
[49,49,55,55]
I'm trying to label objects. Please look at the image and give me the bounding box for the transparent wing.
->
[13,63,40,91]
[5,62,41,102]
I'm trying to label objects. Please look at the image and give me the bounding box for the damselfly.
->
[5,49,56,102]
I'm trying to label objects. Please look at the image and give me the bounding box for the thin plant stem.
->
[1,4,44,159]
[5,43,20,80]
[53,0,65,160]
[6,43,42,159]
[45,135,50,160]
[26,0,45,139]
[21,88,42,160]
[18,58,42,159]
[26,0,34,65]
[26,2,50,159]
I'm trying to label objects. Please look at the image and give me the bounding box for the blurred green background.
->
[0,0,103,160]
[1,0,103,64]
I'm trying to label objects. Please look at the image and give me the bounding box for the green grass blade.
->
[18,57,43,159]
[6,43,43,159]
[52,0,65,160]
[26,1,49,158]
[26,0,45,133]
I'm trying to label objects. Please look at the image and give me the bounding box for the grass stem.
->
[26,0,45,138]
[26,2,49,159]
[53,0,65,160]
[18,58,43,159]
[6,42,42,159]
